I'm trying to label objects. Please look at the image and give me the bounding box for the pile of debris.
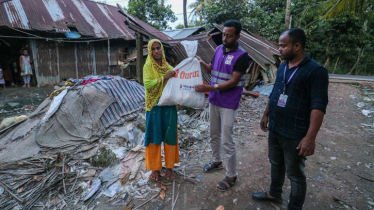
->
[350,85,374,132]
[0,75,212,210]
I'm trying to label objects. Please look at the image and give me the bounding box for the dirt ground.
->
[119,82,374,210]
[0,86,54,120]
[1,83,373,210]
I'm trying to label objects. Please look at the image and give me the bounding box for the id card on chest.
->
[278,65,299,107]
[277,94,288,107]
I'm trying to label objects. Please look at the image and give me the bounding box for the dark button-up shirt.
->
[268,55,329,139]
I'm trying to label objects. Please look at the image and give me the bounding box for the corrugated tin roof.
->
[162,26,205,39]
[0,0,139,39]
[213,24,280,69]
[162,29,182,38]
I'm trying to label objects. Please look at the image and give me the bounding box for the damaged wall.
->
[29,39,132,86]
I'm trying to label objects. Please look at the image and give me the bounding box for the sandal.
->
[217,176,237,191]
[203,162,223,173]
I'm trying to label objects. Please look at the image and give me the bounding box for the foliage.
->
[175,24,185,29]
[194,0,374,75]
[294,0,374,74]
[203,0,249,27]
[90,148,117,167]
[126,0,177,30]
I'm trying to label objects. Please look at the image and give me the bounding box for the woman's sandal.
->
[217,176,237,191]
[203,162,223,173]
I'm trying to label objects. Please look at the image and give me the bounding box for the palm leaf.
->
[302,0,367,20]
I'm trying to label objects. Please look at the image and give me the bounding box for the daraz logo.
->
[174,69,200,79]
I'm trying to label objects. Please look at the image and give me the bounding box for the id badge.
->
[277,94,288,107]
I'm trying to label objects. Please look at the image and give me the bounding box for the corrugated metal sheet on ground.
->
[0,0,136,39]
[87,77,145,131]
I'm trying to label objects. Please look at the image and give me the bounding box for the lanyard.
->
[283,65,299,94]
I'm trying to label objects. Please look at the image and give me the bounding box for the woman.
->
[143,39,179,181]
[20,49,32,88]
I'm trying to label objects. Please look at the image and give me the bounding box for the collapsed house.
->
[0,73,213,209]
[0,76,147,209]
[0,0,171,86]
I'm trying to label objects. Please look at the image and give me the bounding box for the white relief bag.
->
[158,40,205,109]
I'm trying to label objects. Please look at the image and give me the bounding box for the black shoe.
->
[252,191,282,203]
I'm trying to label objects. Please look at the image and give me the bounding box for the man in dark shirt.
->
[252,28,329,210]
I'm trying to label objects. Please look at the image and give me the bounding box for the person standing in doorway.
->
[251,28,329,210]
[0,65,5,89]
[194,20,251,191]
[11,60,19,86]
[20,49,32,88]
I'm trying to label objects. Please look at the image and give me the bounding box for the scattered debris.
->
[159,190,165,200]
[7,102,20,107]
[356,102,366,108]
[333,196,358,210]
[103,182,121,198]
[83,178,101,201]
[362,110,374,117]
[253,84,274,96]
[196,174,204,182]
[0,115,27,130]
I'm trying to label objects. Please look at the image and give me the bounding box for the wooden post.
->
[136,34,144,85]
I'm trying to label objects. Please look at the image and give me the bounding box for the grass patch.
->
[90,148,117,167]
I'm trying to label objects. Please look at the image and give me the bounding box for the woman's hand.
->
[195,56,204,64]
[164,71,176,80]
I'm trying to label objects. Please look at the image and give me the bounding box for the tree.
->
[183,0,188,28]
[198,0,374,75]
[285,0,292,30]
[175,24,185,29]
[188,0,209,23]
[127,0,177,30]
[204,0,249,26]
[303,0,368,19]
[297,0,374,74]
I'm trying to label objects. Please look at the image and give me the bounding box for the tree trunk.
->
[333,55,340,74]
[348,46,365,75]
[324,57,330,69]
[324,44,330,68]
[285,0,291,30]
[136,34,144,85]
[183,0,188,28]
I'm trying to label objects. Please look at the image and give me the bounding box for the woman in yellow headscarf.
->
[143,39,179,181]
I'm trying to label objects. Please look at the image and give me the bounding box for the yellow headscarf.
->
[143,39,173,111]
